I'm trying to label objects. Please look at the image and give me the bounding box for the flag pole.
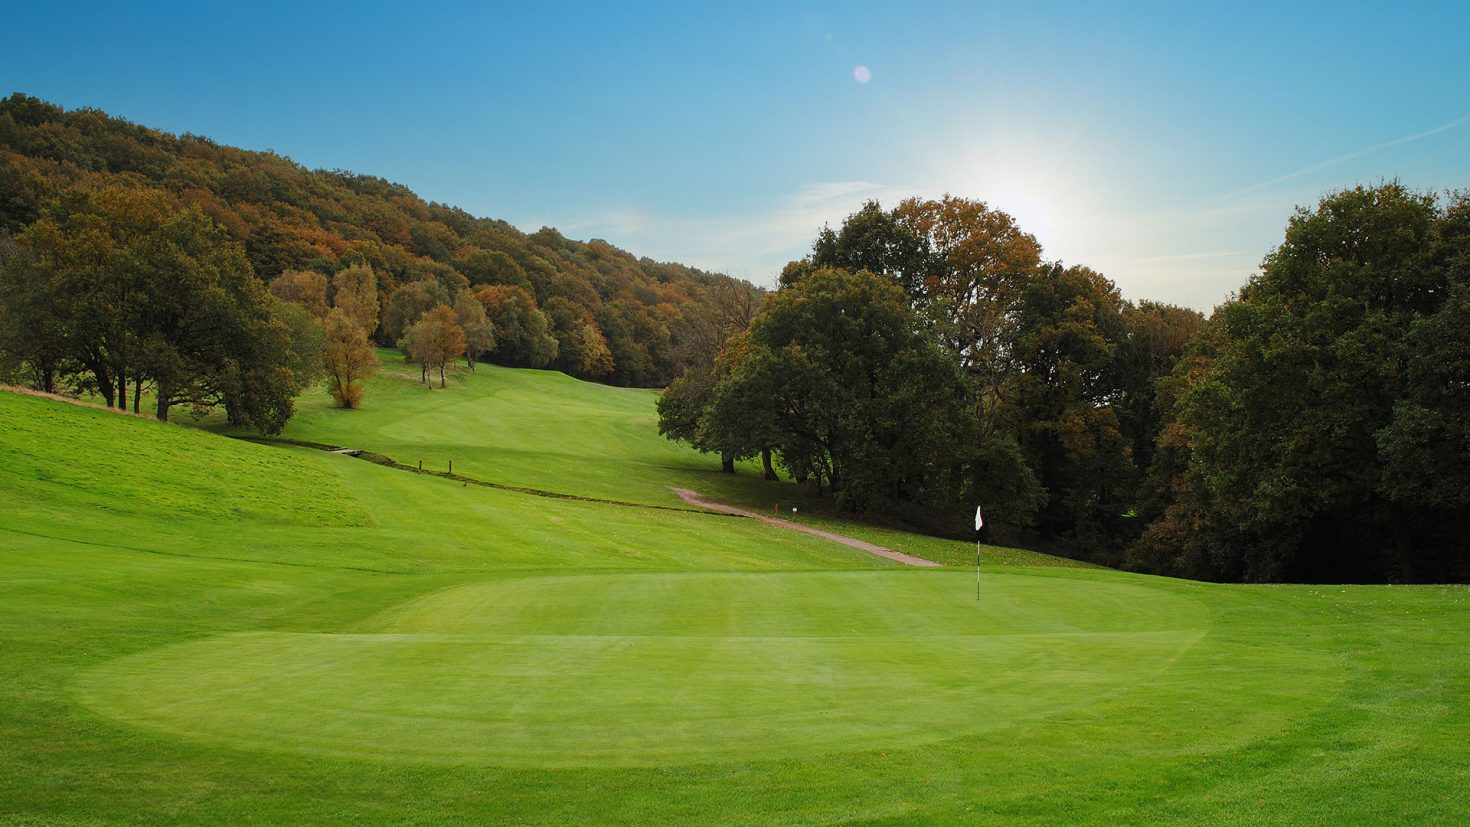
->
[974,504,984,601]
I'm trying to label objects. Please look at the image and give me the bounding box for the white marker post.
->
[974,504,984,601]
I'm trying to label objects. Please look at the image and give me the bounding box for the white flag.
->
[974,505,984,531]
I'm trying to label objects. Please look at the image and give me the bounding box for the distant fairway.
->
[267,354,719,508]
[3,367,1469,824]
[255,353,1096,567]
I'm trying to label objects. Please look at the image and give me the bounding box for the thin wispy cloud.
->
[546,180,909,281]
[1214,114,1470,201]
[556,181,1265,309]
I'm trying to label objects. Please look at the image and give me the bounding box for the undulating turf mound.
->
[75,570,1213,766]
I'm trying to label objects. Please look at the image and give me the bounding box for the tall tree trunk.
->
[720,451,735,474]
[156,397,171,422]
[83,351,114,407]
[132,374,142,414]
[761,447,778,481]
[439,363,446,388]
[96,371,115,408]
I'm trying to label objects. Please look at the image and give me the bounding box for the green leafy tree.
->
[1133,184,1470,582]
[709,268,974,511]
[1001,263,1134,554]
[965,432,1045,531]
[273,299,326,390]
[810,199,936,300]
[1376,282,1470,514]
[658,335,768,476]
[544,296,594,376]
[476,285,558,368]
[0,228,69,392]
[1114,300,1206,472]
[382,279,449,344]
[543,296,618,379]
[129,208,295,427]
[658,368,731,470]
[658,279,767,474]
[3,185,161,408]
[3,184,300,430]
[704,336,787,480]
[803,198,1140,546]
[398,314,435,384]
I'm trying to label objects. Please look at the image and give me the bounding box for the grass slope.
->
[252,353,1085,568]
[2,368,1468,824]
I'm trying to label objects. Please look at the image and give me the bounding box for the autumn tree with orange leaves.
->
[401,305,465,388]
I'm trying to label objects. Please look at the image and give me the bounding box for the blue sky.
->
[5,1,1468,308]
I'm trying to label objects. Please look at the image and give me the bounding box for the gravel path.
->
[670,488,942,568]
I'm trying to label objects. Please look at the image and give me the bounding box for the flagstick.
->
[974,503,984,601]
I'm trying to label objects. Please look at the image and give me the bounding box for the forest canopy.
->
[1130,183,1470,584]
[662,187,1469,584]
[0,93,755,391]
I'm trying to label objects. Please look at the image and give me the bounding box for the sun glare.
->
[984,187,1057,248]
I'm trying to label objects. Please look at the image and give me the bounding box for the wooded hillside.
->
[0,93,754,387]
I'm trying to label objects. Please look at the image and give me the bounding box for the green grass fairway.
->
[238,352,1097,566]
[74,570,1209,766]
[254,354,725,508]
[4,370,1470,824]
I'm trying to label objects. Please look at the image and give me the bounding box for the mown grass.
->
[245,352,1073,568]
[2,366,1468,825]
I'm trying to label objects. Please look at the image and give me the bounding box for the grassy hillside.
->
[247,352,1079,568]
[267,353,716,506]
[3,378,1469,824]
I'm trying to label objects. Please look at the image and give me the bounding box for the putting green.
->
[76,570,1214,766]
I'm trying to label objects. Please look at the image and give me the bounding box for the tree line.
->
[661,187,1469,583]
[0,93,755,390]
[1130,184,1470,583]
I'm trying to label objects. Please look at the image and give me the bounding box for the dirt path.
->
[670,488,941,568]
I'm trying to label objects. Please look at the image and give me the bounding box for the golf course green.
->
[2,358,1468,824]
